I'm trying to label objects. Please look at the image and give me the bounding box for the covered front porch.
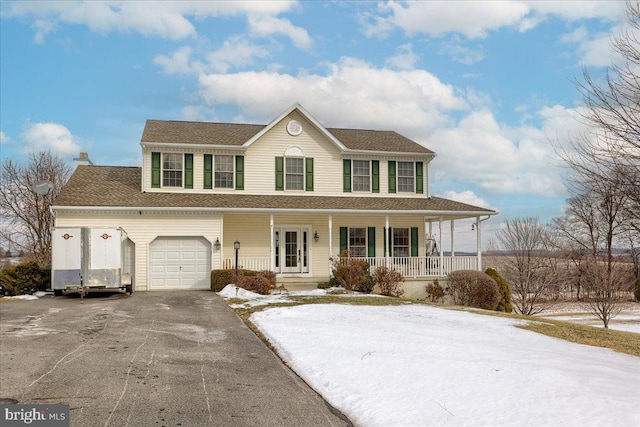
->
[220,211,491,281]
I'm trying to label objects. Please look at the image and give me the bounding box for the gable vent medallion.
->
[286,120,303,136]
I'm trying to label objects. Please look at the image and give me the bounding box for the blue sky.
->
[0,1,629,249]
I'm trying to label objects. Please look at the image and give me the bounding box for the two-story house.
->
[52,103,497,297]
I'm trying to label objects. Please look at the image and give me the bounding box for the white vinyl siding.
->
[352,160,370,192]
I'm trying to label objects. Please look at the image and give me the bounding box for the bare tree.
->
[495,217,561,315]
[0,151,71,265]
[581,260,630,328]
[562,1,640,234]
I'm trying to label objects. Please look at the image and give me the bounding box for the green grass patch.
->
[519,318,640,357]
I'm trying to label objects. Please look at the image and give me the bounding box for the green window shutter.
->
[203,154,212,189]
[416,162,424,194]
[151,152,161,188]
[275,157,284,191]
[343,159,351,192]
[339,227,348,254]
[235,156,244,190]
[367,227,376,257]
[305,157,314,192]
[411,227,419,257]
[388,161,396,193]
[184,153,193,189]
[372,160,380,193]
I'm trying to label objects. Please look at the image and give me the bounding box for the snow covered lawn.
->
[251,303,640,427]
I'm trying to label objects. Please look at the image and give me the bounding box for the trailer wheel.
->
[54,290,63,296]
[125,284,133,294]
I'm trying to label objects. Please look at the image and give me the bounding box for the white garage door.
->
[150,237,211,290]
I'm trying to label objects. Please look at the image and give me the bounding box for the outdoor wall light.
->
[214,237,221,251]
[314,231,319,242]
[234,240,240,250]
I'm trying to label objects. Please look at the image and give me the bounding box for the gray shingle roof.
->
[141,120,434,154]
[54,166,495,215]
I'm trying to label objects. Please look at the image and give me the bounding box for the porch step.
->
[275,277,324,292]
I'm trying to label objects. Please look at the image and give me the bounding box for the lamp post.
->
[234,240,240,285]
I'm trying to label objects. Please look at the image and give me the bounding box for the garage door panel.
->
[150,237,211,290]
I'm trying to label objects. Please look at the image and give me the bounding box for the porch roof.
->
[53,166,496,217]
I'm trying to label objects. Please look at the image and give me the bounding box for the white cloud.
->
[385,43,419,70]
[438,37,485,65]
[5,1,298,42]
[154,46,199,75]
[439,190,490,209]
[206,36,270,73]
[364,1,625,39]
[21,122,82,156]
[196,57,468,132]
[247,15,312,49]
[425,107,583,197]
[0,131,10,144]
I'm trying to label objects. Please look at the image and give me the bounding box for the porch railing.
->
[222,256,478,277]
[223,258,270,271]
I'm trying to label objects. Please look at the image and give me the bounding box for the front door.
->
[277,228,309,274]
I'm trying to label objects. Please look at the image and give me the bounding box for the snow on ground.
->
[2,294,39,300]
[217,285,376,308]
[251,304,640,427]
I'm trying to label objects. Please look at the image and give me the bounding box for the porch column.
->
[328,215,333,276]
[270,214,274,272]
[385,215,390,258]
[476,215,482,271]
[450,220,455,257]
[439,218,443,276]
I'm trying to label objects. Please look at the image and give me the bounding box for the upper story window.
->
[388,160,423,194]
[276,147,313,192]
[162,153,183,187]
[286,157,304,190]
[397,162,414,192]
[215,155,234,188]
[352,160,371,192]
[343,159,379,193]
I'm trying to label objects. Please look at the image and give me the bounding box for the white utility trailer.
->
[51,227,134,296]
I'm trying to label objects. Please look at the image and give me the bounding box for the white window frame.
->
[352,160,371,192]
[214,155,234,189]
[162,153,183,188]
[348,227,367,257]
[393,228,410,257]
[285,157,305,191]
[397,161,415,193]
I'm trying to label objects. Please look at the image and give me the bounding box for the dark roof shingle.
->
[54,166,494,216]
[141,120,434,154]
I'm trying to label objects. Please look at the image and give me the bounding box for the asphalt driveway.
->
[0,291,350,426]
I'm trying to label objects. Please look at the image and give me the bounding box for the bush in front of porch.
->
[447,270,500,311]
[211,269,276,295]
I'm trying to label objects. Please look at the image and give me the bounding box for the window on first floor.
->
[162,153,183,187]
[349,227,367,257]
[215,155,234,188]
[393,228,410,257]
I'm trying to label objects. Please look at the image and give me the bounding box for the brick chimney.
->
[73,152,93,167]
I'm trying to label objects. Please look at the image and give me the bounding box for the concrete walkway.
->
[0,292,351,426]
